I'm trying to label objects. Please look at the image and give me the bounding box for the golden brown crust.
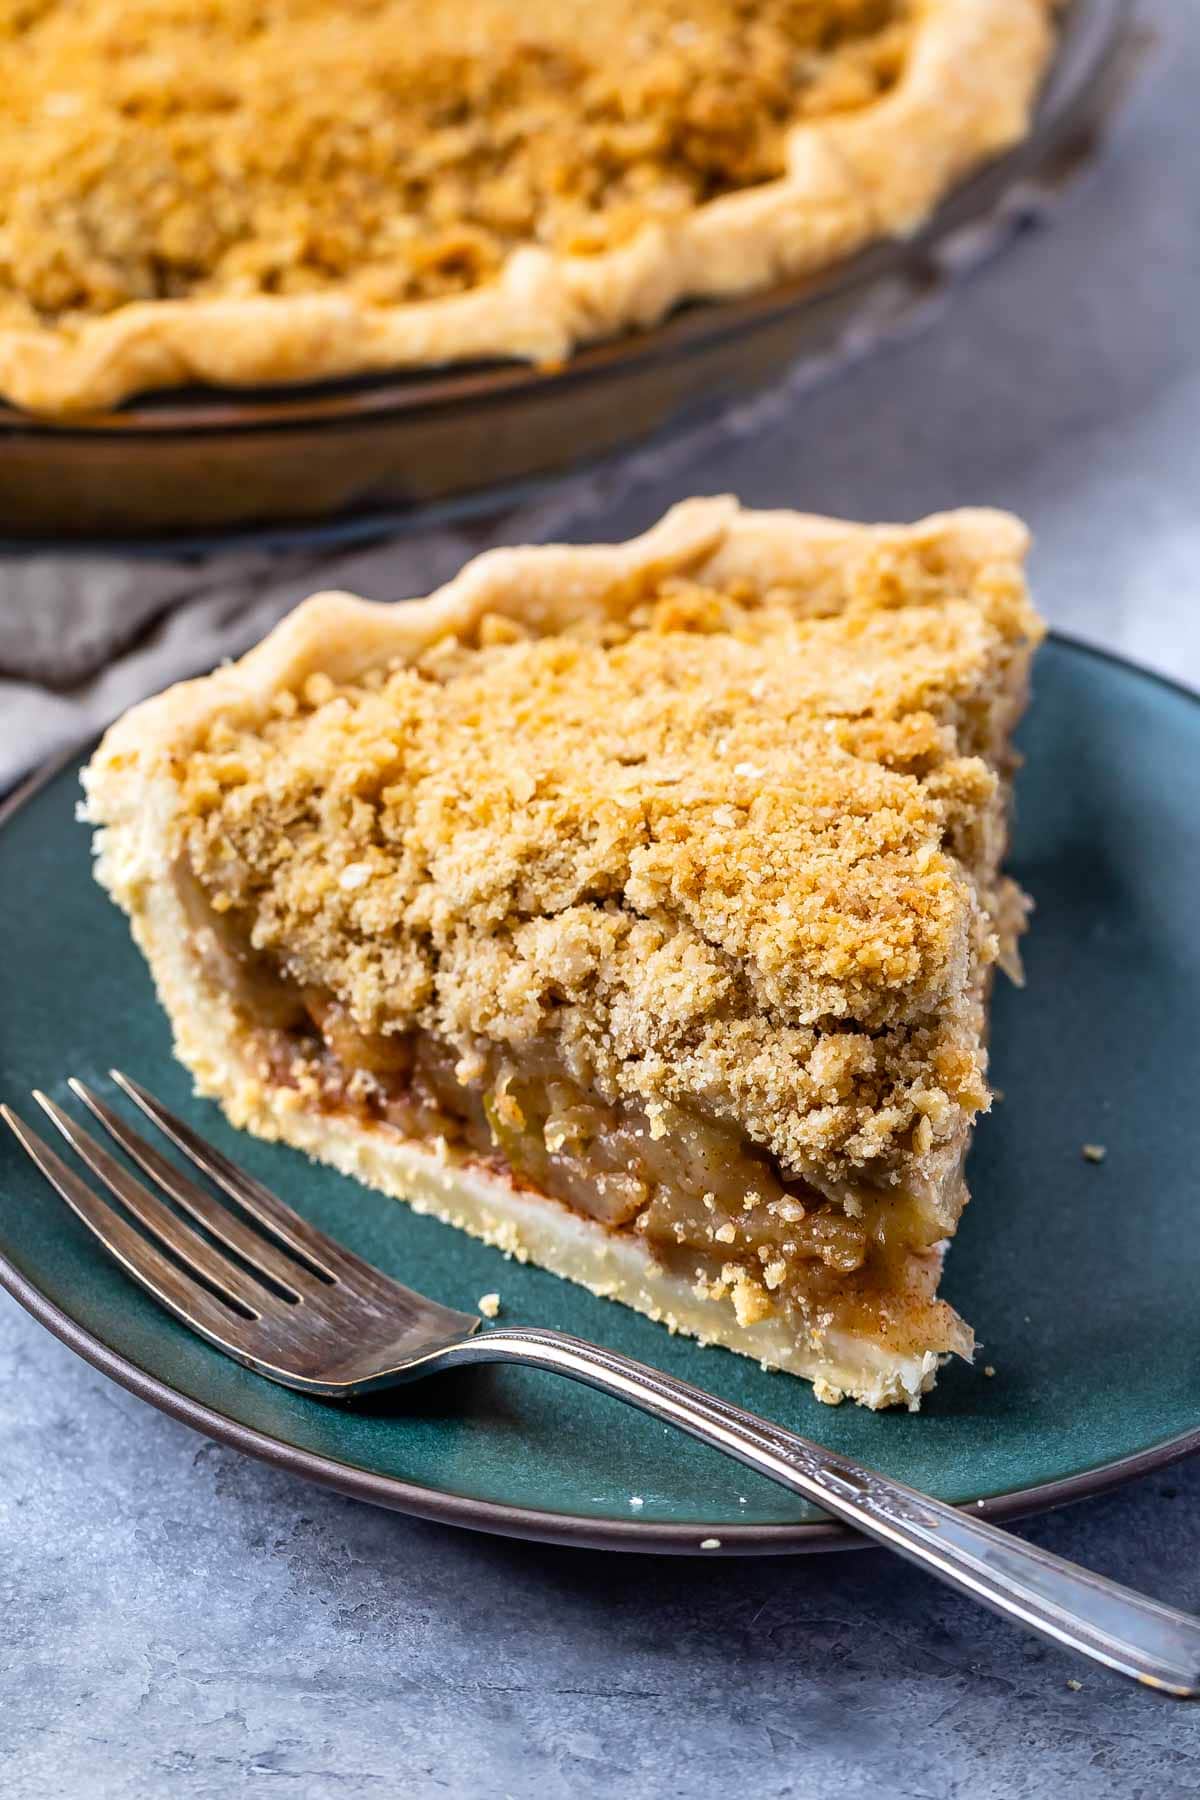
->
[0,0,1055,414]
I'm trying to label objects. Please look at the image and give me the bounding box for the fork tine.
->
[32,1091,284,1318]
[1,1105,254,1349]
[110,1070,376,1285]
[69,1079,311,1302]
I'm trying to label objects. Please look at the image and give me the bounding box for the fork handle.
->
[443,1326,1200,1696]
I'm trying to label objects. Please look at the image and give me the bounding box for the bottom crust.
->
[245,1094,946,1413]
[102,851,952,1412]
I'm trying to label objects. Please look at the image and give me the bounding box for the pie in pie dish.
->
[83,498,1043,1408]
[1,0,1056,415]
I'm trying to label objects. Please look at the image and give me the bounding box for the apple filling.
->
[179,860,967,1355]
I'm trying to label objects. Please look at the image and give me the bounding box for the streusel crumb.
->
[0,0,908,330]
[178,538,1041,1189]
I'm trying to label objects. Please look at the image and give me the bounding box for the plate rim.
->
[1,629,1197,1555]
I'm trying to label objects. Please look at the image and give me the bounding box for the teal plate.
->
[1,636,1198,1553]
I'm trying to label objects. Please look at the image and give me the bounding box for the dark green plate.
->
[1,636,1197,1552]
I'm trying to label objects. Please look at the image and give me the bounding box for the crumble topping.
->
[0,0,909,330]
[176,535,1041,1191]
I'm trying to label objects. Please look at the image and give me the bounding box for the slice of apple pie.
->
[84,498,1042,1408]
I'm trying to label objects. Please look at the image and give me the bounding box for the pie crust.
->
[1,0,1055,415]
[83,498,1042,1408]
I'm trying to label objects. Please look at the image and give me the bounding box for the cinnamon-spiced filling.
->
[179,860,962,1349]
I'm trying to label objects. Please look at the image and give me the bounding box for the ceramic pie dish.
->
[0,0,1134,539]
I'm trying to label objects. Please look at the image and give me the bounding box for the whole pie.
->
[0,0,1055,414]
[84,497,1043,1408]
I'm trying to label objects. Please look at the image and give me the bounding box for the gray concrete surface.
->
[2,3,1199,1794]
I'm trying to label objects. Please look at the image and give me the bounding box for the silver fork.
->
[4,1073,1198,1698]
